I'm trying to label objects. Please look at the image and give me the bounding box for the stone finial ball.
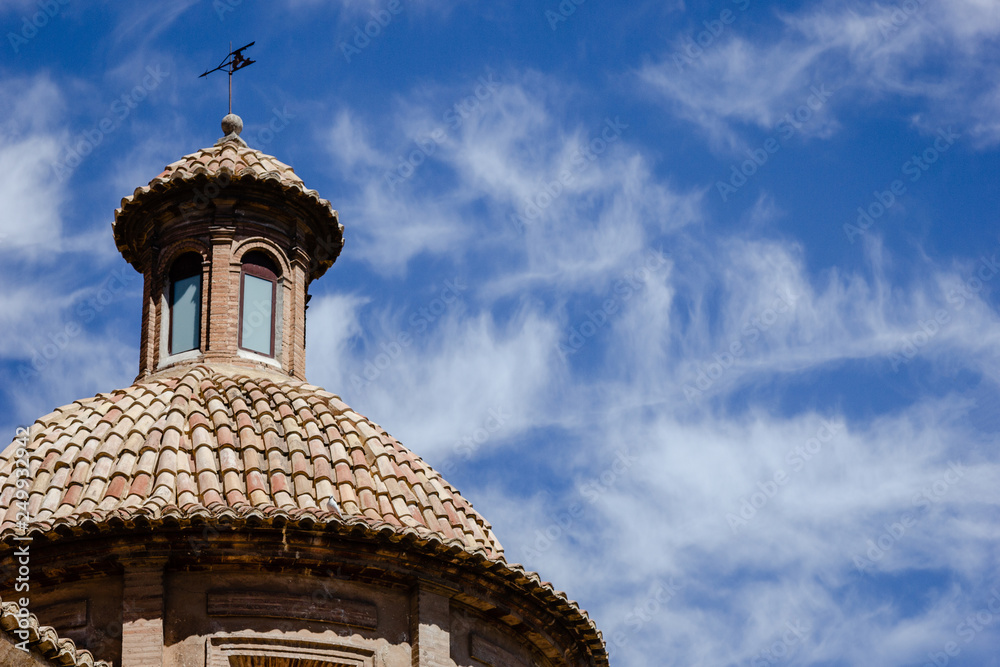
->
[221,113,243,136]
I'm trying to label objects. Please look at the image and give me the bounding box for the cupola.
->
[113,113,343,380]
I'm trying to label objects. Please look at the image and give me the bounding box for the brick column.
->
[134,244,158,379]
[288,243,310,380]
[206,218,236,361]
[411,585,452,667]
[121,562,165,667]
[138,264,154,379]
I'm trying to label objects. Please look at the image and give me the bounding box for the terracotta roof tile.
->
[104,475,128,500]
[62,483,82,508]
[0,366,504,561]
[128,473,151,498]
[314,478,335,502]
[218,445,241,473]
[241,446,263,474]
[176,449,198,506]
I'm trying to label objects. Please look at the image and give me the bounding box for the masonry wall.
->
[1,537,565,667]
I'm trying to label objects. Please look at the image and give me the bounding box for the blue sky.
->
[2,0,1000,665]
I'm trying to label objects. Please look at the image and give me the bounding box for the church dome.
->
[0,112,607,667]
[0,364,503,560]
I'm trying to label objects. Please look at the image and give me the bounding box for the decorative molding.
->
[206,633,376,667]
[206,591,378,629]
[236,348,282,368]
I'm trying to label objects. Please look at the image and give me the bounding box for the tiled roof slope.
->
[154,139,305,185]
[114,138,333,217]
[112,136,343,276]
[0,365,503,560]
[0,593,111,667]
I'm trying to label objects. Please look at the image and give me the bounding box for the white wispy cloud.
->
[0,75,67,253]
[304,60,1000,667]
[308,287,562,460]
[640,0,1000,149]
[324,71,702,283]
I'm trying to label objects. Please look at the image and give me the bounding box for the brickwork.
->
[121,564,164,667]
[137,250,154,379]
[289,247,309,379]
[207,226,236,364]
[410,587,451,667]
[118,198,328,380]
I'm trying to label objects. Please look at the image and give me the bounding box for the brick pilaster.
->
[206,219,236,361]
[411,585,452,667]
[137,263,153,379]
[121,562,165,667]
[289,243,309,380]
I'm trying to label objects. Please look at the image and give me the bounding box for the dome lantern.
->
[113,114,344,381]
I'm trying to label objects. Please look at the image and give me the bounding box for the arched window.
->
[240,251,280,357]
[169,253,202,354]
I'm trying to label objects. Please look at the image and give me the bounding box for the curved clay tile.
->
[0,365,503,560]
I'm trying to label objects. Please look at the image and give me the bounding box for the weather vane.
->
[199,41,256,115]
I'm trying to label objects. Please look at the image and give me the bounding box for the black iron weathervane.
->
[199,41,256,115]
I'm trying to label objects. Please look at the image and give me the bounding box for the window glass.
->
[241,273,273,355]
[170,255,202,354]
